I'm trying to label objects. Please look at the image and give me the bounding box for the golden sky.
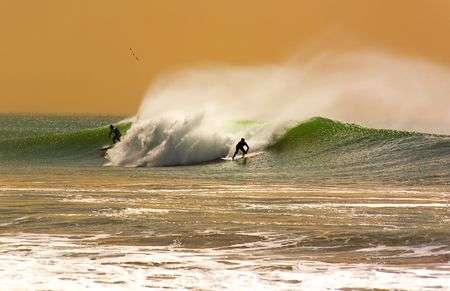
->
[0,0,449,115]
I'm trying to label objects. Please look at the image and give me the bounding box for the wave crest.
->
[106,115,233,167]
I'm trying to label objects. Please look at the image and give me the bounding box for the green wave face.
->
[271,117,415,151]
[264,117,450,184]
[0,123,131,164]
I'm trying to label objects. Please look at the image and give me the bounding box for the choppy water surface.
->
[1,166,449,290]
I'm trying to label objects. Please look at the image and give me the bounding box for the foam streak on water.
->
[1,233,450,291]
[0,168,449,290]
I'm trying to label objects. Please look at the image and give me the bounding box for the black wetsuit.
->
[109,126,122,144]
[232,140,249,159]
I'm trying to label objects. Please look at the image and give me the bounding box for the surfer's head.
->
[241,138,245,142]
[109,124,114,129]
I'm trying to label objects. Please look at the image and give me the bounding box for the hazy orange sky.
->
[0,0,449,115]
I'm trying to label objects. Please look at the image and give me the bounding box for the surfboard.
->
[99,145,113,151]
[99,145,113,157]
[221,151,263,161]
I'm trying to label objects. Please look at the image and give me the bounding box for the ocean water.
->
[0,114,449,290]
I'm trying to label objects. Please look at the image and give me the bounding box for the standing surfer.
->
[108,125,122,144]
[232,138,250,160]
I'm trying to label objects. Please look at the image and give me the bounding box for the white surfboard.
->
[99,145,113,157]
[221,151,264,161]
[99,145,113,151]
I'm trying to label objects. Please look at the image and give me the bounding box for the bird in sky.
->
[129,48,141,62]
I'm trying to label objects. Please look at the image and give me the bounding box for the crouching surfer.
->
[109,124,122,144]
[232,138,249,160]
[99,125,122,157]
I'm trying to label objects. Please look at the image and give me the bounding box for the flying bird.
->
[129,48,141,62]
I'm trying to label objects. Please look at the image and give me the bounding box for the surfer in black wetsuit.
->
[108,125,122,144]
[232,138,249,160]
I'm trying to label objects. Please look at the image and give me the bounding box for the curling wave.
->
[1,116,449,185]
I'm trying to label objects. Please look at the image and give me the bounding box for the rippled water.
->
[1,166,449,290]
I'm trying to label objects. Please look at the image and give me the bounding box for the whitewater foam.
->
[106,115,234,166]
[1,233,449,290]
[106,51,450,167]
